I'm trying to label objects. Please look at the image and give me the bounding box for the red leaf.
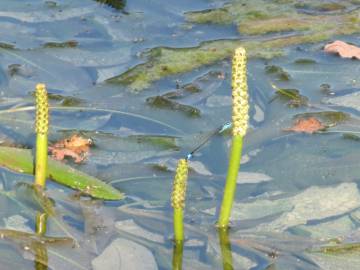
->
[284,117,326,134]
[324,40,360,60]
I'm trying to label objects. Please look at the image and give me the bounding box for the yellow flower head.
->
[35,83,49,134]
[231,47,249,137]
[171,159,189,209]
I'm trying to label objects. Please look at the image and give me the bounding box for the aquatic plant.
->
[0,146,123,200]
[218,47,249,228]
[171,158,189,243]
[34,83,49,188]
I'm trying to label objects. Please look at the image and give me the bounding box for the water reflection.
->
[34,212,48,270]
[218,228,233,270]
[172,241,183,270]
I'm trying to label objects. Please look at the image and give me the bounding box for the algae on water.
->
[107,0,360,91]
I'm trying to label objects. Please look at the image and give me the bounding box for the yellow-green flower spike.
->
[35,83,49,135]
[231,47,249,137]
[218,47,249,228]
[34,83,49,188]
[171,159,188,210]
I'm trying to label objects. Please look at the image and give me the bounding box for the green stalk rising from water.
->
[171,159,189,243]
[218,48,249,228]
[34,83,49,188]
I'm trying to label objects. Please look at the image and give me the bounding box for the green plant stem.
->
[173,208,184,243]
[218,228,234,270]
[218,135,243,228]
[35,133,48,187]
[172,241,184,270]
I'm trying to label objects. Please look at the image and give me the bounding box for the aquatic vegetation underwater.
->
[0,0,360,269]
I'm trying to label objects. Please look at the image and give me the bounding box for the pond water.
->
[0,0,360,269]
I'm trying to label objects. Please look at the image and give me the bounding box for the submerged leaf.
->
[0,146,123,200]
[92,238,158,270]
[293,58,317,65]
[0,229,74,246]
[15,183,56,216]
[265,65,291,81]
[315,242,360,255]
[94,0,126,11]
[47,93,83,107]
[146,96,200,117]
[43,40,78,49]
[233,183,360,231]
[272,88,308,107]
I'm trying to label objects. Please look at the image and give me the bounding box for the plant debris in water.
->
[47,93,83,106]
[293,58,317,65]
[265,65,291,81]
[94,0,126,10]
[294,111,350,126]
[43,40,78,49]
[314,242,360,254]
[271,87,308,107]
[49,134,93,163]
[284,117,326,134]
[324,40,360,60]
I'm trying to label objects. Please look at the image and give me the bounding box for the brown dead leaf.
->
[49,134,93,163]
[324,40,360,60]
[284,117,326,134]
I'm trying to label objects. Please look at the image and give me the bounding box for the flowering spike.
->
[35,83,49,135]
[231,47,249,137]
[171,159,188,210]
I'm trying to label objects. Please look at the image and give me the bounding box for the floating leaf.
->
[0,146,123,200]
[324,40,360,60]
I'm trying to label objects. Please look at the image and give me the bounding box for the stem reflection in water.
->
[218,228,234,270]
[172,241,183,270]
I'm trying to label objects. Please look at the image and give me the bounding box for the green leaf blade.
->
[0,146,124,200]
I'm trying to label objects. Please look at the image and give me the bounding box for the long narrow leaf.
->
[0,146,123,200]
